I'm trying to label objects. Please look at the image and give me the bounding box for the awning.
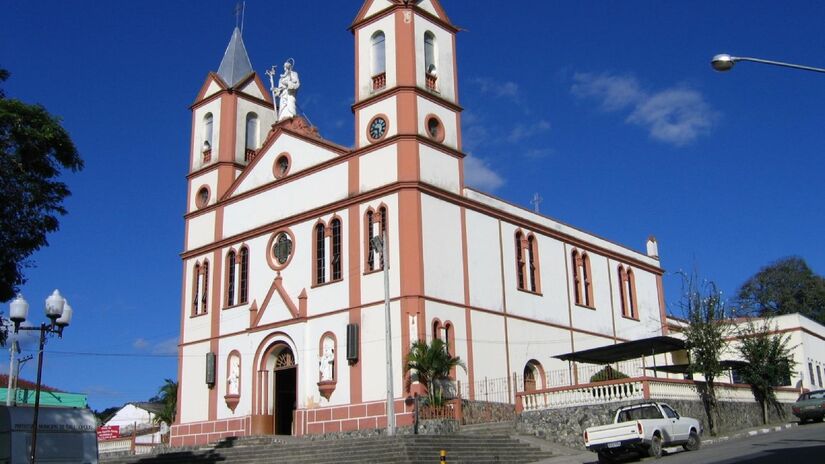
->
[553,336,686,364]
[643,360,749,374]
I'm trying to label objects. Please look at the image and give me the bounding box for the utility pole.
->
[6,340,18,406]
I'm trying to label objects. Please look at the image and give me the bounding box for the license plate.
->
[608,441,621,448]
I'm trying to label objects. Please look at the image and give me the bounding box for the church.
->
[171,0,666,446]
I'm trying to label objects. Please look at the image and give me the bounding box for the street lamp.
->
[370,232,395,436]
[711,53,825,74]
[8,290,73,464]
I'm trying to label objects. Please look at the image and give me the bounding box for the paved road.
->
[661,421,825,464]
[543,421,825,464]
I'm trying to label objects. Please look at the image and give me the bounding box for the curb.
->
[702,422,797,446]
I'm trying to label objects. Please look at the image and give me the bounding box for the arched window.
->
[331,218,342,281]
[245,112,258,162]
[201,261,209,314]
[192,263,201,316]
[524,360,544,392]
[432,319,443,341]
[226,251,236,307]
[582,253,593,307]
[618,265,628,317]
[315,223,326,285]
[443,322,453,356]
[527,235,538,292]
[515,232,526,290]
[572,250,583,305]
[239,247,249,304]
[202,113,214,162]
[366,206,388,272]
[370,31,386,90]
[626,268,637,319]
[424,31,438,91]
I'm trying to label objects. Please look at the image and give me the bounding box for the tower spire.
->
[216,26,253,87]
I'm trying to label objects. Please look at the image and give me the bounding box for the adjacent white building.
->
[172,0,667,446]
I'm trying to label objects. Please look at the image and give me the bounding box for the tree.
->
[736,317,795,425]
[680,272,731,436]
[405,338,466,406]
[150,378,178,432]
[737,257,825,325]
[0,68,83,302]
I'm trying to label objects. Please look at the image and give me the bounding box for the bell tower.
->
[351,0,462,165]
[186,27,275,217]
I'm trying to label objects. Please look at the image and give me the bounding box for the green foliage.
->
[736,318,795,424]
[680,272,731,435]
[589,366,629,383]
[0,68,83,303]
[151,378,178,427]
[737,257,825,325]
[405,338,466,406]
[94,406,120,425]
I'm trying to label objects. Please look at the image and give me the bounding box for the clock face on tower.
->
[368,116,387,140]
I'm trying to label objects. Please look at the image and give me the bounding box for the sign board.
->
[97,425,120,440]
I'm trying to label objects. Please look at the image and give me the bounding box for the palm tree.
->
[151,379,178,433]
[405,338,465,406]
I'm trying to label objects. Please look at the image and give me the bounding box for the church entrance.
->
[253,342,298,436]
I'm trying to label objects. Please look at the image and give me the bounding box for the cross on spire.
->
[234,2,246,33]
[531,192,543,214]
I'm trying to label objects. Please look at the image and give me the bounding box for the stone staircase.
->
[100,433,555,464]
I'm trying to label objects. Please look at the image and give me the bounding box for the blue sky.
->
[2,1,824,411]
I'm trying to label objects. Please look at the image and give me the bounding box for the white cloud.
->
[472,77,520,98]
[507,120,551,143]
[572,73,642,111]
[626,88,716,146]
[464,155,505,191]
[524,148,553,159]
[133,338,149,349]
[571,72,717,146]
[152,336,179,355]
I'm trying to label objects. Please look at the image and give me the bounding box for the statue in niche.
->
[227,354,240,396]
[319,337,335,382]
[275,58,300,122]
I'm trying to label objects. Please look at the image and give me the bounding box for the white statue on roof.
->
[275,58,300,122]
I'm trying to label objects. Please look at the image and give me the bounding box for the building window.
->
[432,319,442,341]
[245,112,258,162]
[196,186,210,209]
[818,365,823,387]
[618,265,638,319]
[192,263,201,316]
[524,361,543,392]
[274,153,291,179]
[366,206,387,272]
[226,250,236,307]
[239,247,249,304]
[202,113,213,163]
[315,223,326,285]
[370,31,386,90]
[809,362,815,386]
[425,114,445,142]
[515,231,540,293]
[424,31,437,91]
[201,261,209,314]
[572,250,593,307]
[331,218,342,281]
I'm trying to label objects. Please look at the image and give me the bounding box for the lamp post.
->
[8,290,73,464]
[711,54,825,74]
[370,232,395,436]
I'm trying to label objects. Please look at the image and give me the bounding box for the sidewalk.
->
[525,421,799,464]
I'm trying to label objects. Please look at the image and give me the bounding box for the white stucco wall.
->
[419,144,460,193]
[416,96,458,150]
[189,170,219,213]
[358,95,398,149]
[421,194,464,303]
[360,301,404,402]
[187,212,215,251]
[234,97,276,163]
[359,145,398,193]
[179,341,211,423]
[192,99,222,171]
[468,311,509,382]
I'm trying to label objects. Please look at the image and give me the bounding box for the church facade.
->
[171,0,667,447]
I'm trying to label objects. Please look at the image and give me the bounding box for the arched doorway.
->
[523,360,545,393]
[254,342,297,435]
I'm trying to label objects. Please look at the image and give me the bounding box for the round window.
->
[273,232,293,265]
[425,115,444,142]
[275,155,290,178]
[196,186,210,208]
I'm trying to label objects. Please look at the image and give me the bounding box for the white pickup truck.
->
[583,402,702,463]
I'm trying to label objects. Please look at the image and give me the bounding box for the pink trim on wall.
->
[170,416,250,447]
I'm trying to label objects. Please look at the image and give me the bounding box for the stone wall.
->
[517,399,794,450]
[461,400,516,425]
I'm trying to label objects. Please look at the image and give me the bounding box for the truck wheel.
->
[597,452,615,464]
[683,430,701,451]
[647,434,663,459]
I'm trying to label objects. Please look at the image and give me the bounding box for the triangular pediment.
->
[224,124,347,199]
[417,0,451,23]
[193,73,227,105]
[238,75,271,102]
[353,0,395,25]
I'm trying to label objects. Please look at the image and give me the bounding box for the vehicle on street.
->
[792,389,825,423]
[583,402,702,463]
